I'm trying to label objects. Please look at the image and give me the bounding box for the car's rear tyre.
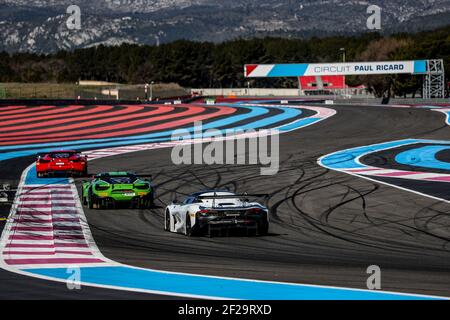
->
[149,193,155,207]
[82,193,87,206]
[258,221,269,236]
[185,214,194,237]
[88,192,95,209]
[139,195,152,209]
[164,210,171,232]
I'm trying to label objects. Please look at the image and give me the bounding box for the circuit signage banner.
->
[245,60,428,77]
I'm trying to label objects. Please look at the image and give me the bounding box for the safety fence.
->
[0,83,189,100]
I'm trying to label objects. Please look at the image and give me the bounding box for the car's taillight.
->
[95,184,110,191]
[37,159,50,164]
[246,208,264,214]
[197,209,211,216]
[134,183,150,190]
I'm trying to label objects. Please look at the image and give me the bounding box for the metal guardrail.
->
[0,84,190,101]
[335,97,450,105]
[0,95,200,106]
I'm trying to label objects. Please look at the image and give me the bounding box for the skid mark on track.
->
[82,143,450,297]
[1,103,448,299]
[7,167,441,298]
[108,153,450,256]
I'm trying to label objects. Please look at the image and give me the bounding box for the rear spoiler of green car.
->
[89,173,153,180]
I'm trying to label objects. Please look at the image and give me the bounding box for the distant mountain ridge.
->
[1,0,450,53]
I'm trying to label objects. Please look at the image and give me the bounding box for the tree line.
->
[0,25,448,97]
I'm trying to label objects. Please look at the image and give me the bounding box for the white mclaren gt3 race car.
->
[164,190,269,237]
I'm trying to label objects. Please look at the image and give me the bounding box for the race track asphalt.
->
[75,104,450,298]
[1,103,449,299]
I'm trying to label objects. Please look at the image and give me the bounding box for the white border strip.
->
[318,139,450,204]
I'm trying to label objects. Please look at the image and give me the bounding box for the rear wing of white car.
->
[196,193,268,209]
[196,194,269,199]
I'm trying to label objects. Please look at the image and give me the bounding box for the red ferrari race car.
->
[36,150,88,177]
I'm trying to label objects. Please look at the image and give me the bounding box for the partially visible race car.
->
[164,190,269,237]
[82,172,154,209]
[36,150,88,177]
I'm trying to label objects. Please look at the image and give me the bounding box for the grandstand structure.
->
[297,75,367,96]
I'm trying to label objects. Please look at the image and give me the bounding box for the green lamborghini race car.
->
[82,172,154,209]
